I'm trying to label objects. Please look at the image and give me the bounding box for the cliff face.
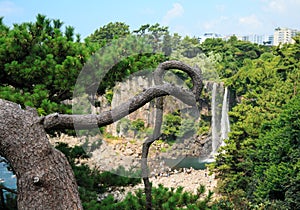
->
[107,74,154,136]
[90,75,231,159]
[98,73,188,137]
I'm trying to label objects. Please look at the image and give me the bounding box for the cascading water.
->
[211,82,219,154]
[210,83,230,156]
[220,86,230,145]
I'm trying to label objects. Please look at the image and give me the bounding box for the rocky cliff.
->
[89,74,231,162]
[93,72,191,137]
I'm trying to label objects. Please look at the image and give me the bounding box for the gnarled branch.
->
[142,60,203,210]
[43,82,197,130]
[0,60,203,210]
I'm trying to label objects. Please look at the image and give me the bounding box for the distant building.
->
[239,34,274,46]
[273,27,299,46]
[198,33,223,43]
[199,32,274,46]
[198,27,300,46]
[266,35,274,46]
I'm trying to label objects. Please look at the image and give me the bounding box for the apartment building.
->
[240,34,274,45]
[273,27,298,46]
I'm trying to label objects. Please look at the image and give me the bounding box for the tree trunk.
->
[142,97,164,210]
[141,60,203,210]
[0,60,203,209]
[0,100,82,210]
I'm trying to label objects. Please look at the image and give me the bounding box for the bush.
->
[94,184,217,210]
[55,143,142,207]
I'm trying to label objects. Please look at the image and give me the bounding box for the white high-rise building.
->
[239,34,273,45]
[273,27,298,46]
[198,33,223,43]
[240,34,273,45]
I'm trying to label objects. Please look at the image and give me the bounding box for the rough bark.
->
[0,60,203,209]
[142,97,163,210]
[0,100,82,210]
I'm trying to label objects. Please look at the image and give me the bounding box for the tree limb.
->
[43,83,196,130]
[141,60,203,210]
[0,60,203,210]
[154,60,203,104]
[142,97,163,210]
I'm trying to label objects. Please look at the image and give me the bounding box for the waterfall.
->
[210,83,230,156]
[211,83,218,154]
[220,86,230,145]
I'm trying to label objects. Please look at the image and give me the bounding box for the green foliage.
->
[211,36,300,209]
[104,88,114,105]
[80,34,168,97]
[97,52,166,95]
[98,167,141,190]
[249,95,300,209]
[162,111,182,141]
[0,85,71,115]
[0,14,91,115]
[0,18,168,119]
[200,36,270,78]
[87,184,216,210]
[162,111,196,142]
[131,119,145,131]
[133,23,169,52]
[197,117,210,135]
[2,14,300,209]
[170,35,221,82]
[87,22,130,44]
[55,143,141,206]
[130,119,145,138]
[55,142,89,164]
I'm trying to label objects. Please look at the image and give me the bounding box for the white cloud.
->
[267,0,286,13]
[235,14,268,34]
[0,1,23,16]
[239,14,262,28]
[201,15,265,35]
[262,0,300,14]
[162,3,184,25]
[203,16,229,31]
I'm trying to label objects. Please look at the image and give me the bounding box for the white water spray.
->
[211,82,218,154]
[210,83,230,156]
[220,86,230,145]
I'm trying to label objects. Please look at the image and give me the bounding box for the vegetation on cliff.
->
[0,14,299,209]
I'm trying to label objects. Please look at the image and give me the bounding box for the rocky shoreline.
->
[98,168,217,202]
[78,133,212,175]
[50,134,218,202]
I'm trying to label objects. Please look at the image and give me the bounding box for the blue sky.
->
[0,0,299,38]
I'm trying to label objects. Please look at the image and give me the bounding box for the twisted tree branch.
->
[43,82,196,130]
[0,60,203,210]
[142,60,203,210]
